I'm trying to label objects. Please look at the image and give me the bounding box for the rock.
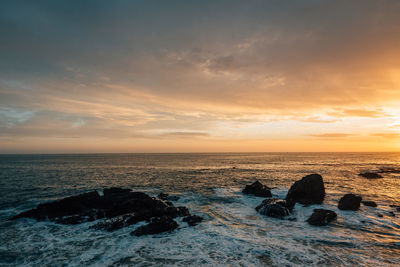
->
[183,215,203,226]
[378,214,383,218]
[306,209,337,226]
[158,192,179,201]
[359,172,383,179]
[362,201,377,207]
[11,188,193,235]
[103,187,131,196]
[388,211,396,217]
[255,198,295,219]
[338,194,362,210]
[131,216,178,236]
[242,181,272,197]
[10,191,102,221]
[285,174,325,205]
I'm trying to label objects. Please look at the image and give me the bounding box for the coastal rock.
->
[338,194,362,210]
[158,192,180,201]
[242,181,272,197]
[183,215,203,226]
[131,216,178,236]
[255,198,295,219]
[306,209,337,226]
[359,172,383,179]
[11,188,193,235]
[285,174,325,205]
[362,201,377,207]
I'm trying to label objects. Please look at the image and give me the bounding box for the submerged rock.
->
[11,187,197,235]
[131,216,178,236]
[242,181,272,197]
[362,201,377,207]
[338,194,362,210]
[183,215,203,226]
[306,209,337,226]
[359,172,383,179]
[285,174,325,205]
[255,198,295,219]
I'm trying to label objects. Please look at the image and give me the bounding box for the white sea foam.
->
[3,187,399,266]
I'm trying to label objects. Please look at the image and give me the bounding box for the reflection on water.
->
[0,153,399,266]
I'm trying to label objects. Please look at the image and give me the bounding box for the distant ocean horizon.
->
[1,152,399,266]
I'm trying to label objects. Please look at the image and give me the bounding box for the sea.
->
[0,153,399,266]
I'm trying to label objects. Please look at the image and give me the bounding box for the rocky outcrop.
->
[306,209,337,226]
[362,201,377,207]
[338,194,362,210]
[285,174,325,205]
[158,192,180,201]
[183,215,204,226]
[359,172,383,179]
[255,198,295,219]
[11,188,199,235]
[242,181,272,197]
[131,216,178,236]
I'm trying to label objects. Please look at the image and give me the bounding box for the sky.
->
[1,0,400,153]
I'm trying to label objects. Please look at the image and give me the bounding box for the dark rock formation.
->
[285,174,325,205]
[131,216,178,236]
[11,188,198,235]
[183,215,203,226]
[306,209,337,226]
[338,194,362,210]
[359,172,383,179]
[362,201,377,207]
[158,192,179,201]
[242,181,272,197]
[255,198,295,219]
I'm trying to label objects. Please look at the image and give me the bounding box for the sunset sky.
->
[1,0,400,153]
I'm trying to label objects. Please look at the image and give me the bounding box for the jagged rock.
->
[131,216,178,236]
[286,174,325,205]
[306,209,337,226]
[362,201,377,207]
[11,188,193,235]
[242,181,272,197]
[359,172,383,179]
[183,215,203,226]
[255,198,295,219]
[338,194,362,210]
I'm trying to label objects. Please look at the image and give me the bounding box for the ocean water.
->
[0,153,399,266]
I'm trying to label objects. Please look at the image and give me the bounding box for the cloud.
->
[307,133,355,138]
[1,1,400,152]
[328,108,389,118]
[370,133,400,139]
[157,132,211,138]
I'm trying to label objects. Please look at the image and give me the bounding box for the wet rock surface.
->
[362,200,377,207]
[131,216,178,236]
[285,174,325,205]
[11,188,200,235]
[183,215,204,226]
[359,172,383,179]
[242,181,272,197]
[338,194,362,210]
[255,198,295,219]
[306,209,337,226]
